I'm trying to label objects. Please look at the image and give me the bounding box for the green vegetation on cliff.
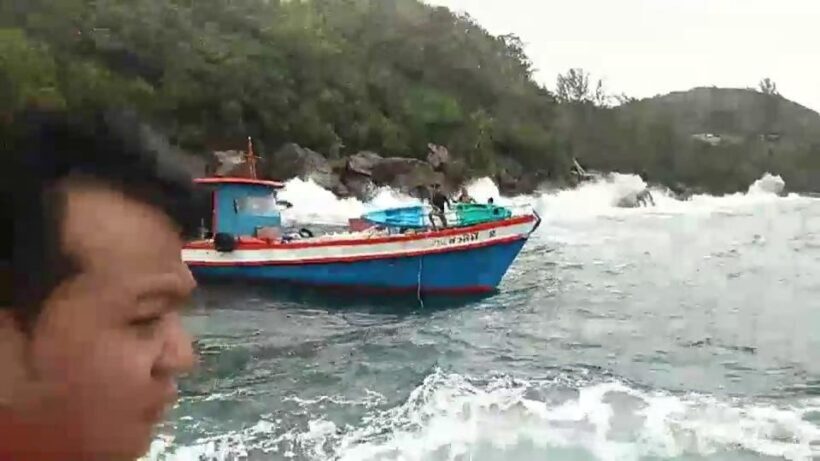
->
[0,0,563,178]
[2,0,819,193]
[572,85,820,193]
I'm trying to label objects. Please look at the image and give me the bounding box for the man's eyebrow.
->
[134,274,195,302]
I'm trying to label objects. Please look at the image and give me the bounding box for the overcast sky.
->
[425,0,820,111]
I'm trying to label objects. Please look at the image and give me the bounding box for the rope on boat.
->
[529,209,543,236]
[416,256,425,309]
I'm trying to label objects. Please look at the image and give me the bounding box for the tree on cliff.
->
[758,78,779,96]
[555,68,609,107]
[757,78,781,136]
[0,0,565,179]
[2,1,819,195]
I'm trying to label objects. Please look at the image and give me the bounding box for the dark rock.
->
[496,155,524,182]
[615,189,654,208]
[371,157,445,194]
[495,155,539,195]
[346,151,383,177]
[341,173,375,200]
[497,177,537,196]
[514,174,539,195]
[441,159,468,187]
[409,185,432,201]
[328,138,344,160]
[330,182,350,198]
[329,151,383,200]
[426,143,450,171]
[669,182,693,201]
[230,142,546,200]
[329,157,348,174]
[615,192,641,208]
[266,143,339,190]
[211,150,247,176]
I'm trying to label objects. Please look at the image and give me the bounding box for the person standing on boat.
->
[457,187,476,204]
[0,108,198,461]
[428,183,450,230]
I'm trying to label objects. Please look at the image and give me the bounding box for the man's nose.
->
[153,316,197,377]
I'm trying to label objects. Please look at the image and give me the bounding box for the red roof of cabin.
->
[194,177,285,188]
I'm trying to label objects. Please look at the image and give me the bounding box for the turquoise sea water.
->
[149,179,820,461]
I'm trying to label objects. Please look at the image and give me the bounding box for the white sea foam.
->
[332,370,819,461]
[147,369,820,461]
[275,172,810,229]
[148,173,819,461]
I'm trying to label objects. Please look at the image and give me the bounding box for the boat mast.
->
[247,136,258,179]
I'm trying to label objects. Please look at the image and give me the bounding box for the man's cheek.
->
[93,332,160,385]
[87,338,158,395]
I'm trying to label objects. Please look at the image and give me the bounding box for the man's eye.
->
[129,314,163,330]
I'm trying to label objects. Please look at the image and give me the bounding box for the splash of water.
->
[277,178,421,226]
[330,370,820,461]
[147,173,819,461]
[532,173,653,221]
[146,369,820,461]
[273,173,808,228]
[748,173,786,195]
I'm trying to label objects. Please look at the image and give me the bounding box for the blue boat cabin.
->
[192,178,285,239]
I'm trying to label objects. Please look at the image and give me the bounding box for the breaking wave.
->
[748,173,786,196]
[147,369,820,461]
[149,172,820,461]
[277,172,810,227]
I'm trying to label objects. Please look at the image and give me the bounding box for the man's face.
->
[0,182,197,460]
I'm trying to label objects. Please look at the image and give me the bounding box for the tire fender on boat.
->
[214,232,237,252]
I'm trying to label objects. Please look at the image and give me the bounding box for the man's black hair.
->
[0,108,197,324]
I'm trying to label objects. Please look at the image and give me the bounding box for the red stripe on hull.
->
[184,215,535,251]
[186,235,526,267]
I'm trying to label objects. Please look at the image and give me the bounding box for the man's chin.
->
[84,421,158,461]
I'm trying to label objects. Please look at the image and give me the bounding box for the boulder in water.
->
[426,143,450,171]
[371,157,444,194]
[616,192,640,208]
[615,188,655,208]
[330,181,350,198]
[441,158,468,187]
[495,155,539,195]
[496,155,524,184]
[341,174,375,201]
[346,151,383,177]
[267,143,340,191]
[669,182,696,201]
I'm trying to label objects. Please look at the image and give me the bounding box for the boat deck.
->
[185,214,537,250]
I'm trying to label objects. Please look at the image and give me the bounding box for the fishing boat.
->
[182,141,541,295]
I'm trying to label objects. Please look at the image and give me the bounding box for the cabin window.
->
[234,195,279,216]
